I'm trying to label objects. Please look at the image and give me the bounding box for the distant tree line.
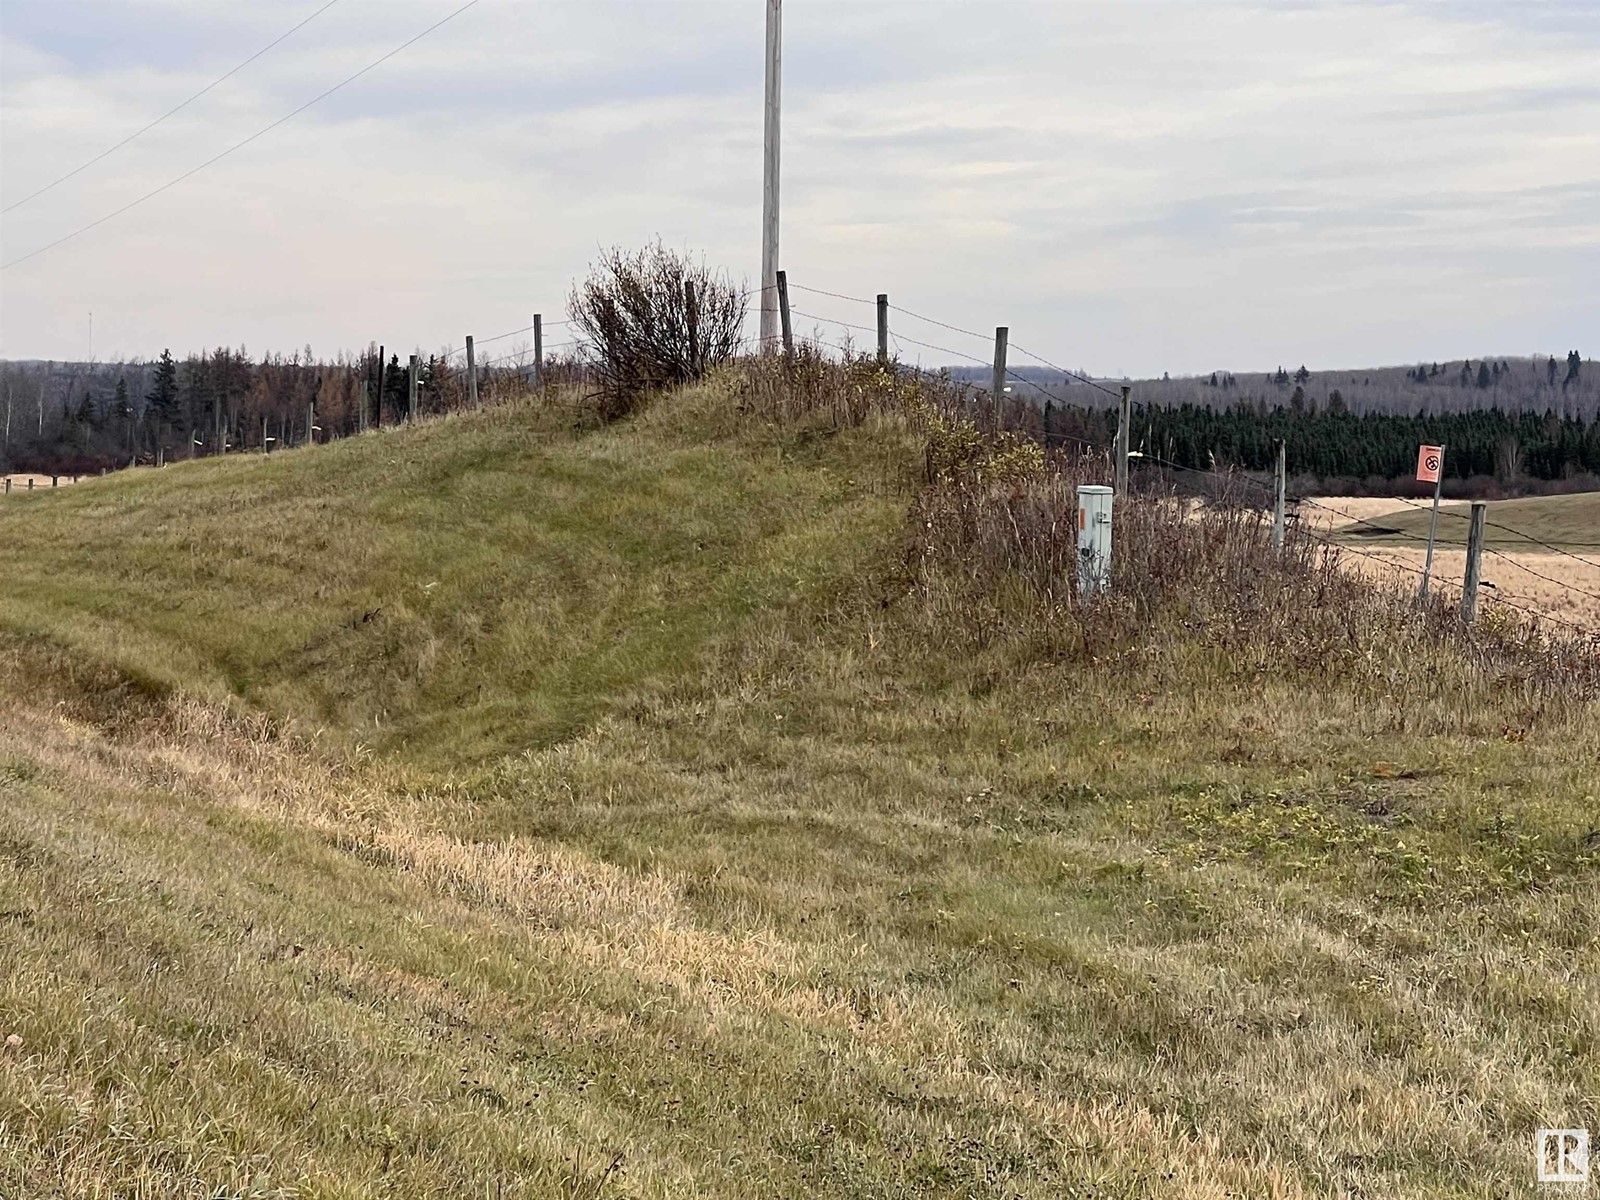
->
[1027,396,1600,496]
[0,344,541,475]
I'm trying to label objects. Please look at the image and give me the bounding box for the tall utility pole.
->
[759,0,782,351]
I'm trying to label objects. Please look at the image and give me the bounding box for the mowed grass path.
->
[0,389,911,766]
[3,386,1599,1198]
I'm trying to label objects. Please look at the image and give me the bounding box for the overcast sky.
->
[1,0,1596,376]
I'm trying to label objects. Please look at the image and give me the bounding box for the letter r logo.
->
[1537,1129,1589,1183]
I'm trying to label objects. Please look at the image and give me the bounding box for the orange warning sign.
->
[1416,444,1443,484]
[1078,507,1087,531]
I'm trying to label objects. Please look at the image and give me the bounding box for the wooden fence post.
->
[307,402,315,446]
[533,315,543,387]
[408,354,419,422]
[877,294,889,364]
[359,381,369,434]
[376,345,386,429]
[775,270,793,354]
[1115,385,1131,496]
[1273,439,1287,551]
[991,327,1008,432]
[466,336,479,408]
[1461,500,1488,623]
[685,281,700,375]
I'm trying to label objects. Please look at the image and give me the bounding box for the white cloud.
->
[1,0,1595,374]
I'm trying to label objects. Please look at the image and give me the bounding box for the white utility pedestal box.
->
[1077,484,1114,598]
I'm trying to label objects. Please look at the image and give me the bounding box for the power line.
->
[4,0,345,214]
[1,0,481,272]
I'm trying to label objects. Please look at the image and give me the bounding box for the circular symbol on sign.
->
[1424,453,1440,472]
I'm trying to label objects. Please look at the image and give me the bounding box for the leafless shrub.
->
[569,243,746,422]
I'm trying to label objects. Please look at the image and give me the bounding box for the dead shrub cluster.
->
[569,242,745,423]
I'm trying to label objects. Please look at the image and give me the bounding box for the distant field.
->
[1324,491,1600,551]
[1316,493,1600,629]
[0,472,86,493]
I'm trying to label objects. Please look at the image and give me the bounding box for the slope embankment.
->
[2,379,1597,1198]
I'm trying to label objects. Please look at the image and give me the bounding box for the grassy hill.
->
[2,378,1598,1198]
[0,387,913,767]
[1333,490,1600,550]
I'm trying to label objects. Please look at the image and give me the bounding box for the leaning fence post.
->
[776,270,793,354]
[408,354,419,422]
[1077,484,1114,598]
[465,336,479,408]
[1273,439,1287,551]
[1417,443,1446,602]
[1115,385,1131,496]
[1461,500,1488,623]
[877,294,889,364]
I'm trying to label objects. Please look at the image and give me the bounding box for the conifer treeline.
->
[1037,401,1600,491]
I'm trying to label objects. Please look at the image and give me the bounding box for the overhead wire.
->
[1,0,483,271]
[3,0,346,214]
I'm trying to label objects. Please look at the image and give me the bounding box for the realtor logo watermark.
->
[1539,1129,1590,1185]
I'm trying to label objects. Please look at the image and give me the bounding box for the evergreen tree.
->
[147,349,179,426]
[1476,361,1492,389]
[1565,350,1582,388]
[1294,364,1311,384]
[114,376,130,418]
[1548,356,1559,386]
[382,354,407,417]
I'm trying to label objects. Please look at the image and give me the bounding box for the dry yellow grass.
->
[3,389,1599,1197]
[0,472,87,494]
[1306,496,1600,629]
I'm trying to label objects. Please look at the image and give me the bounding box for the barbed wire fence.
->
[7,270,1596,640]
